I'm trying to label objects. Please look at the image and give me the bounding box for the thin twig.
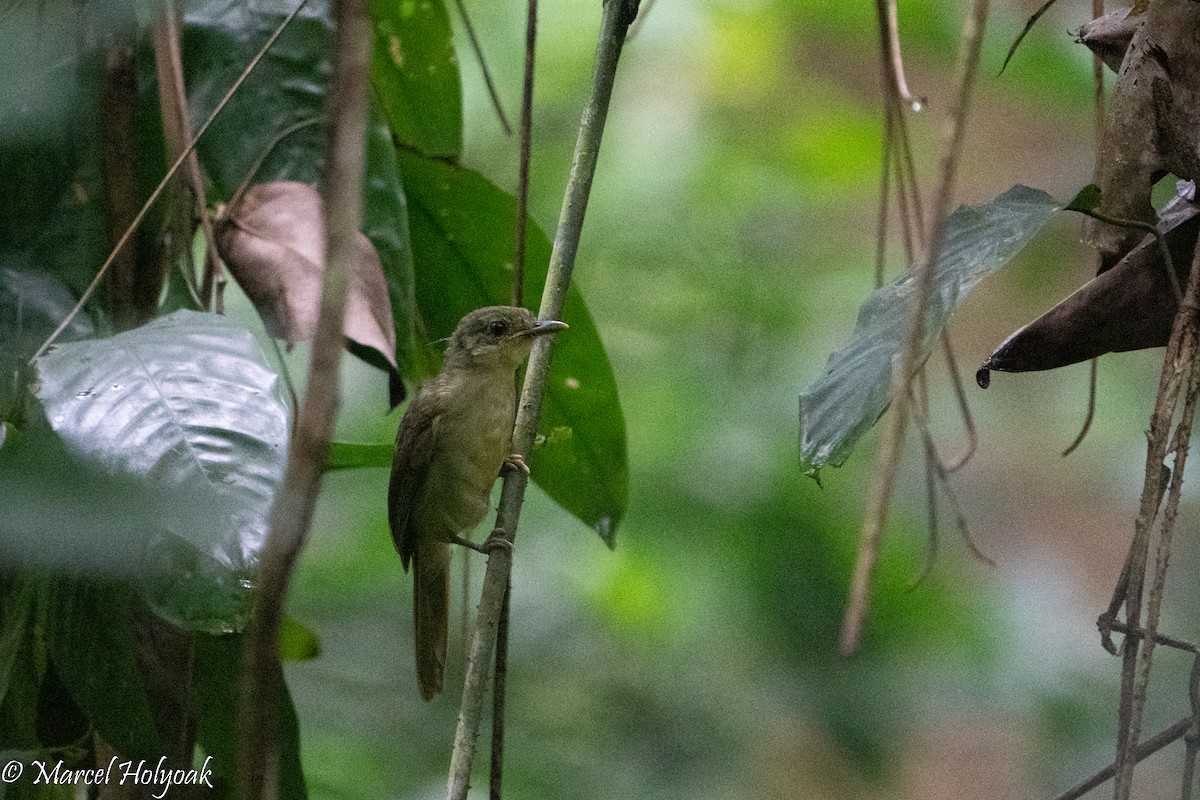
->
[999,0,1061,75]
[510,0,537,308]
[1111,237,1200,800]
[153,0,223,312]
[874,109,893,289]
[1102,619,1198,654]
[445,2,639,797]
[1049,716,1192,800]
[1062,358,1098,457]
[451,0,512,135]
[236,0,371,794]
[28,0,310,364]
[226,117,323,216]
[489,582,511,800]
[938,330,978,473]
[884,0,923,110]
[1075,208,1181,303]
[494,1,538,790]
[1183,653,1200,800]
[842,0,989,656]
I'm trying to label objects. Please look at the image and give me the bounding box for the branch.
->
[493,2,540,793]
[1050,716,1193,800]
[445,2,639,797]
[1111,235,1200,800]
[236,0,371,795]
[841,0,989,656]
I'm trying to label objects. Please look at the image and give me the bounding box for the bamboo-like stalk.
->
[444,2,639,797]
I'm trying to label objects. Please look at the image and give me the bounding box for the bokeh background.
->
[255,1,1200,797]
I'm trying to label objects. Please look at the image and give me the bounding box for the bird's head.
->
[445,306,568,370]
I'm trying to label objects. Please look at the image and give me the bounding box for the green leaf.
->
[369,0,462,157]
[33,310,289,631]
[0,578,36,709]
[43,579,163,760]
[799,184,1062,478]
[0,266,97,421]
[1065,183,1102,213]
[184,0,414,366]
[328,441,393,471]
[397,151,628,543]
[280,616,322,661]
[194,633,307,799]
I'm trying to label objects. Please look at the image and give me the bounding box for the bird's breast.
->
[417,368,517,537]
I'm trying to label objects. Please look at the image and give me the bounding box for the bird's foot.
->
[480,529,515,555]
[502,453,530,476]
[448,531,514,555]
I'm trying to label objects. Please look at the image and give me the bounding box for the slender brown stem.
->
[1112,238,1200,800]
[1050,716,1193,800]
[154,0,220,311]
[884,0,923,109]
[874,108,893,289]
[445,3,639,796]
[489,582,511,800]
[1062,357,1097,457]
[236,0,371,795]
[452,0,512,135]
[493,3,538,791]
[1057,0,1109,465]
[28,0,310,364]
[511,0,537,308]
[938,330,977,473]
[842,0,989,656]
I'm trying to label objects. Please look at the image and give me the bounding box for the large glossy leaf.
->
[183,0,415,366]
[0,265,97,420]
[369,0,461,157]
[194,633,307,799]
[43,579,164,761]
[397,150,628,544]
[799,185,1062,479]
[32,310,289,631]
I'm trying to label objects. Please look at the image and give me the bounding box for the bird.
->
[387,305,567,700]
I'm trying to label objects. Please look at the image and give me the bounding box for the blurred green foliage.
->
[1,0,1185,797]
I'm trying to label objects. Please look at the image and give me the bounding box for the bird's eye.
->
[489,320,509,337]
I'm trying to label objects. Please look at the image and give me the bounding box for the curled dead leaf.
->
[215,181,401,394]
[1077,7,1143,74]
[1089,0,1200,270]
[981,196,1200,379]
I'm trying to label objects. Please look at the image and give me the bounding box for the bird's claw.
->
[481,530,515,554]
[503,453,530,476]
[448,531,514,555]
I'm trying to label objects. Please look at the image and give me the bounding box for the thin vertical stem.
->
[445,3,639,797]
[842,0,989,655]
[511,0,537,307]
[237,0,371,795]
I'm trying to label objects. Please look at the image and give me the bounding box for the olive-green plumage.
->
[388,306,566,700]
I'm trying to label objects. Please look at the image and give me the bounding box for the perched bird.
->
[388,306,567,699]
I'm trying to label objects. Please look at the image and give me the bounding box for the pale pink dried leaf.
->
[215,181,397,368]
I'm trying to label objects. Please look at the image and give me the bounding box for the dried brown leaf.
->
[1077,7,1143,75]
[1090,0,1200,269]
[215,181,398,372]
[983,200,1200,375]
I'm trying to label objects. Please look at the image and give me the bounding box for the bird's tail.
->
[413,539,449,700]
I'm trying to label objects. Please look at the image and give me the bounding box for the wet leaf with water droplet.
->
[30,310,289,632]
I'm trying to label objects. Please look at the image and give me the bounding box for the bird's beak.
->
[529,320,568,337]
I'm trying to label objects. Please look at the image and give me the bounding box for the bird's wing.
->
[388,385,441,571]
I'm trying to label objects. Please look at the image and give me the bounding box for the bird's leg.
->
[448,531,514,555]
[502,453,529,476]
